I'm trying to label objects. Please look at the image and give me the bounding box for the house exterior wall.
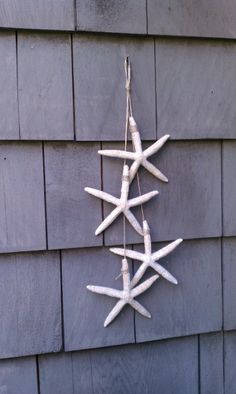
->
[0,2,236,393]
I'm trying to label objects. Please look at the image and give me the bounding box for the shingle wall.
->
[0,2,236,393]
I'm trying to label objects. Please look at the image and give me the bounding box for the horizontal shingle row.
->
[0,140,227,253]
[0,236,236,359]
[0,1,235,40]
[0,331,232,393]
[1,32,236,141]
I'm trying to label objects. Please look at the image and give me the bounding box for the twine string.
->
[115,57,130,281]
[126,59,145,223]
[123,57,130,258]
[116,57,145,280]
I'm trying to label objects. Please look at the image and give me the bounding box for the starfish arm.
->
[129,160,141,183]
[110,247,145,262]
[104,299,126,327]
[128,190,158,208]
[98,149,136,160]
[124,210,143,236]
[95,206,122,235]
[152,238,183,261]
[130,129,143,154]
[130,263,148,288]
[87,285,122,298]
[151,261,178,285]
[84,187,119,205]
[131,274,159,298]
[143,135,170,158]
[142,160,168,183]
[129,299,151,318]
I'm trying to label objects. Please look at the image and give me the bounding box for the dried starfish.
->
[87,257,158,327]
[84,164,158,236]
[98,116,169,183]
[110,220,183,287]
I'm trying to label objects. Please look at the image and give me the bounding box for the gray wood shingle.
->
[0,33,19,139]
[0,251,61,359]
[134,238,222,342]
[0,0,74,30]
[39,336,198,394]
[199,332,224,394]
[223,237,236,330]
[18,33,74,140]
[0,356,37,394]
[156,38,236,139]
[0,143,46,253]
[148,0,236,39]
[73,34,156,141]
[44,142,102,249]
[76,0,147,34]
[223,141,236,236]
[39,353,73,394]
[62,247,135,351]
[224,331,236,394]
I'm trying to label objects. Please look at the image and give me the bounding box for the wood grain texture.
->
[0,33,19,139]
[0,143,46,253]
[0,0,74,30]
[199,332,223,394]
[74,336,198,394]
[148,0,236,38]
[0,251,61,359]
[73,34,156,141]
[44,142,102,249]
[223,238,236,330]
[224,331,236,394]
[156,38,236,139]
[62,247,135,351]
[103,141,221,245]
[135,238,222,342]
[18,33,74,140]
[76,0,146,34]
[0,357,37,394]
[223,142,236,236]
[39,336,198,394]
[39,353,73,394]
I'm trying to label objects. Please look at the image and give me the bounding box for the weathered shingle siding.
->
[0,2,235,393]
[0,0,75,30]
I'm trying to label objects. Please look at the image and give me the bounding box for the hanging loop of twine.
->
[117,56,145,279]
[121,57,131,263]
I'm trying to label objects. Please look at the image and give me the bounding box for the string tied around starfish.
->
[84,164,158,236]
[87,257,159,327]
[110,219,183,288]
[98,116,169,184]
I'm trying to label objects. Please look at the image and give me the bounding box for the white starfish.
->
[98,116,169,183]
[84,164,158,236]
[110,220,183,287]
[87,257,158,327]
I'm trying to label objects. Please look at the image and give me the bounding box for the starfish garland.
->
[85,164,158,236]
[84,58,183,328]
[87,257,159,327]
[110,220,183,287]
[98,116,169,183]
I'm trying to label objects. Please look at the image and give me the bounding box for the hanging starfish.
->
[110,220,183,287]
[84,164,158,236]
[98,116,169,183]
[87,257,158,327]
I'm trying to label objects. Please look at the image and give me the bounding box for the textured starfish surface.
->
[87,257,159,327]
[84,164,158,236]
[110,220,183,287]
[98,116,169,183]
